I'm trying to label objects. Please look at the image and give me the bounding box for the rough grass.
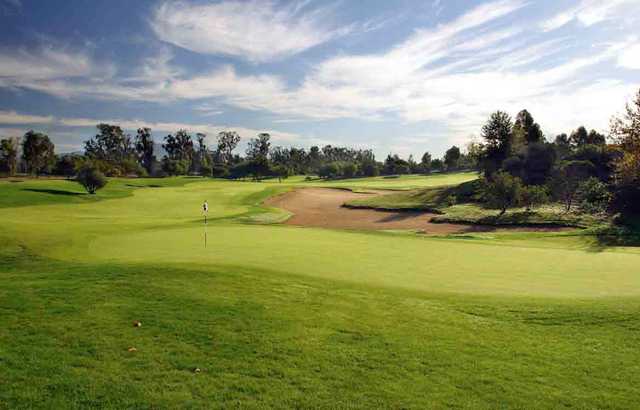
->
[1,174,640,408]
[347,179,607,228]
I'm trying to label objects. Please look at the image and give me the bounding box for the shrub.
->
[318,162,341,179]
[342,162,358,178]
[521,185,549,211]
[578,177,612,213]
[76,165,107,194]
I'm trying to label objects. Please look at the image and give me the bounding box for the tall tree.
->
[215,131,240,165]
[610,88,640,214]
[569,126,589,147]
[163,130,194,162]
[134,127,155,174]
[554,133,571,159]
[512,109,544,149]
[420,152,432,173]
[0,137,19,176]
[444,146,461,171]
[480,111,513,176]
[246,133,271,161]
[84,124,134,163]
[22,131,55,176]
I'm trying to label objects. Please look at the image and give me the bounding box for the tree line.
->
[1,88,638,215]
[477,89,640,216]
[0,126,475,181]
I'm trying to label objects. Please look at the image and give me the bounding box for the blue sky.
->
[0,0,639,158]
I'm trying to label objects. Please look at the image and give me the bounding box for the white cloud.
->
[151,0,352,62]
[541,0,637,32]
[0,110,53,124]
[618,42,640,69]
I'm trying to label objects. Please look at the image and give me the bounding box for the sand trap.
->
[265,188,481,234]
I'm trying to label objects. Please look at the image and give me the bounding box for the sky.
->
[0,0,639,158]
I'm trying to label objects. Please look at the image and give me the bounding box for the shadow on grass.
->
[22,188,84,196]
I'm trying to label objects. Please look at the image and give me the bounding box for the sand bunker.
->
[266,188,573,234]
[266,188,477,234]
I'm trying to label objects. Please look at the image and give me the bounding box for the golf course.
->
[1,173,640,408]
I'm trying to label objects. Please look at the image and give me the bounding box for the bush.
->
[162,158,190,176]
[76,165,107,194]
[318,162,341,179]
[342,162,358,178]
[521,185,549,211]
[578,177,612,213]
[360,161,379,177]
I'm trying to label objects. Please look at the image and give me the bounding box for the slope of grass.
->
[1,175,640,408]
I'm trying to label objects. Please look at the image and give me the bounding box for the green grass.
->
[1,174,640,408]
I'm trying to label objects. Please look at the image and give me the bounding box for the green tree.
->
[482,171,523,216]
[215,131,241,165]
[610,88,640,214]
[551,160,595,212]
[521,185,549,211]
[444,146,461,171]
[22,131,55,176]
[0,137,19,176]
[76,164,108,194]
[480,111,513,176]
[135,127,155,174]
[512,109,544,150]
[420,152,432,173]
[162,130,194,174]
[578,177,611,213]
[569,126,589,147]
[85,124,134,163]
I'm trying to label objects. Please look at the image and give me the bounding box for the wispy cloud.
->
[151,0,353,62]
[541,0,637,32]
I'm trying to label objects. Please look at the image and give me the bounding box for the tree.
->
[361,161,379,177]
[215,131,241,165]
[135,127,155,174]
[76,164,107,194]
[318,162,341,179]
[569,126,589,147]
[85,124,134,163]
[420,152,432,173]
[444,146,461,171]
[342,162,358,178]
[193,133,211,175]
[53,154,82,178]
[431,158,444,172]
[551,160,595,212]
[610,88,640,214]
[522,142,556,185]
[0,137,19,176]
[246,133,271,161]
[480,111,513,176]
[512,109,544,149]
[482,171,523,215]
[162,130,194,174]
[578,177,611,213]
[22,131,55,176]
[272,164,291,182]
[554,133,571,159]
[521,185,549,211]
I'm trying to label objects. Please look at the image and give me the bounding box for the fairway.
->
[2,175,640,408]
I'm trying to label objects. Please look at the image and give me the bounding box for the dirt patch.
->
[266,188,573,234]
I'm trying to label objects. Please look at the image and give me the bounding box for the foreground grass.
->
[1,174,640,408]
